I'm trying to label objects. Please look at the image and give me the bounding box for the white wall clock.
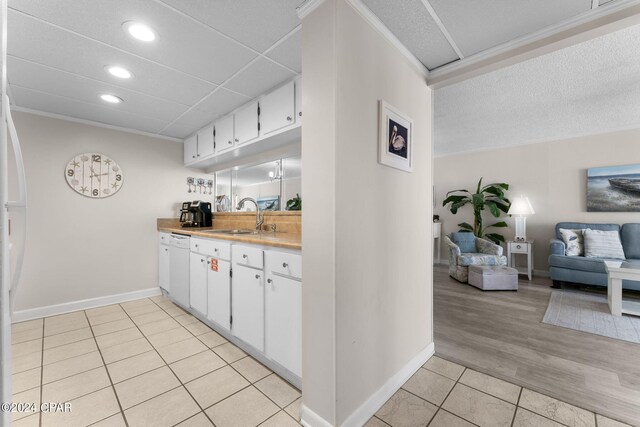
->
[65,153,124,198]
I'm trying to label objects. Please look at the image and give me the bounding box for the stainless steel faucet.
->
[236,197,264,231]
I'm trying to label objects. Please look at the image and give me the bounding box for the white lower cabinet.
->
[158,243,170,292]
[189,252,208,316]
[265,273,301,376]
[232,264,265,352]
[207,258,231,331]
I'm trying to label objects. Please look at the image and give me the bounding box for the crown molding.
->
[297,0,326,19]
[12,107,182,143]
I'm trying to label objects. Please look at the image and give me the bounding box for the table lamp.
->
[508,195,535,242]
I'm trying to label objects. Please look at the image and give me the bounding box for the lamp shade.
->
[508,195,535,216]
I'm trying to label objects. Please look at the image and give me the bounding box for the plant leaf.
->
[482,186,504,197]
[458,222,473,231]
[485,201,501,217]
[472,193,484,209]
[488,221,508,228]
[445,189,471,196]
[476,178,483,193]
[485,233,506,243]
[442,195,468,206]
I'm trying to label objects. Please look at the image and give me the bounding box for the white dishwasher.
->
[169,234,190,308]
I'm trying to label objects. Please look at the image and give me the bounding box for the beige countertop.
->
[157,218,301,250]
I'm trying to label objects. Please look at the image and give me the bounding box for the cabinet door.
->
[214,115,235,153]
[234,101,259,145]
[207,258,231,331]
[197,125,215,159]
[260,81,295,135]
[189,253,208,316]
[232,265,264,351]
[159,244,170,293]
[183,134,198,164]
[265,274,301,376]
[295,77,302,126]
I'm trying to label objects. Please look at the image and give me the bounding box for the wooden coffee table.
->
[604,261,640,317]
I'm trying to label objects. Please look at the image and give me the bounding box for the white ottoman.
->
[468,265,518,291]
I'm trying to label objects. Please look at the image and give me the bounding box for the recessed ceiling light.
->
[105,65,133,79]
[100,94,123,104]
[123,21,156,42]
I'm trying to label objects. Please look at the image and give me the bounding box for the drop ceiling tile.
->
[266,29,301,73]
[8,10,216,106]
[9,0,257,84]
[224,58,295,99]
[429,0,592,57]
[362,0,459,70]
[195,88,251,117]
[161,109,214,139]
[11,85,169,134]
[9,57,189,123]
[159,0,301,52]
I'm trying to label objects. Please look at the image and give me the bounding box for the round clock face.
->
[65,153,124,198]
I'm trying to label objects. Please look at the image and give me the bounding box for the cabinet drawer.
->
[159,233,171,244]
[232,245,263,269]
[266,251,301,280]
[191,237,231,260]
[509,242,529,253]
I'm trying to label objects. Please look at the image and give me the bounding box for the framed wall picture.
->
[379,100,413,172]
[587,163,640,212]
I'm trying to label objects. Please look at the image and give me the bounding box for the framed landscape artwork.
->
[379,100,413,172]
[587,164,640,212]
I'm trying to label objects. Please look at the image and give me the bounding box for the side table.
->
[507,240,534,280]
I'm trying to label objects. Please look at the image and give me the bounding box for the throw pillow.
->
[583,229,626,260]
[451,232,476,253]
[558,228,584,256]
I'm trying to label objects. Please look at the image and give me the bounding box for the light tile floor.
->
[10,296,634,427]
[10,295,301,427]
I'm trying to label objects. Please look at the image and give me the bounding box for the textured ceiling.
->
[7,0,302,140]
[434,24,640,156]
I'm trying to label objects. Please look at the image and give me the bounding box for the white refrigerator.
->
[1,0,28,424]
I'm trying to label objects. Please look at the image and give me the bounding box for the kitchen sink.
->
[202,229,259,235]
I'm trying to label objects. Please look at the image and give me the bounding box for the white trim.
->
[300,404,334,427]
[297,0,327,20]
[428,0,640,87]
[12,287,162,323]
[11,107,182,143]
[421,0,464,59]
[344,0,430,79]
[340,342,436,427]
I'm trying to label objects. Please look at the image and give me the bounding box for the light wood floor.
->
[433,266,640,426]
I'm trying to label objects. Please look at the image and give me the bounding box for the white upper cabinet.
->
[184,134,198,164]
[234,101,260,145]
[260,81,295,135]
[197,125,215,160]
[215,115,235,153]
[295,78,302,126]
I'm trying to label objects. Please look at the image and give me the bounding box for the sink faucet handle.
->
[268,224,277,232]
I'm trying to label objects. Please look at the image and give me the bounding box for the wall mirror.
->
[213,154,301,212]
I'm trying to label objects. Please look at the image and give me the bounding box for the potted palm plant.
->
[442,178,511,244]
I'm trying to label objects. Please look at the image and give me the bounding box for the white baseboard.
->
[340,342,435,427]
[12,287,162,323]
[300,342,436,427]
[300,404,334,427]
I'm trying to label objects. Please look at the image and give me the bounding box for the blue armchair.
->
[445,232,507,283]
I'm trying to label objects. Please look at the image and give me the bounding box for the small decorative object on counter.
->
[286,194,302,211]
[215,195,230,212]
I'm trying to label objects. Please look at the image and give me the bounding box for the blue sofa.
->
[549,222,640,291]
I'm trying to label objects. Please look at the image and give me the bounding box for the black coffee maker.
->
[180,200,212,228]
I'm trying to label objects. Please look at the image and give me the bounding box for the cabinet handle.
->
[286,116,292,121]
[228,140,233,145]
[282,262,288,268]
[267,278,272,284]
[207,260,211,265]
[197,154,200,157]
[299,112,302,117]
[243,254,248,259]
[234,138,239,142]
[214,248,219,252]
[192,155,195,158]
[255,274,260,279]
[201,258,205,263]
[195,244,199,248]
[164,248,168,252]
